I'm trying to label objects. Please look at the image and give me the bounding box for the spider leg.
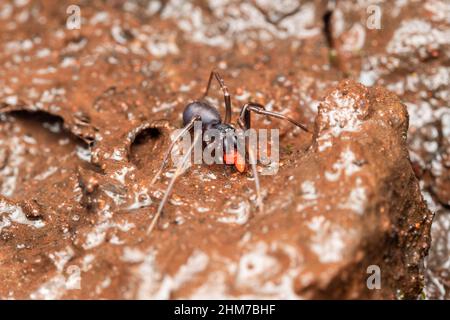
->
[237,120,264,214]
[147,129,202,235]
[204,70,232,124]
[238,102,310,133]
[150,115,200,185]
[248,144,264,214]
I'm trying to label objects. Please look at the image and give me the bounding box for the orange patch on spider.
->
[224,151,246,173]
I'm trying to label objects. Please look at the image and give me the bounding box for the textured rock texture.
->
[330,0,450,299]
[0,76,432,299]
[0,0,442,299]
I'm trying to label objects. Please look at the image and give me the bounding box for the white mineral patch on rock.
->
[0,199,45,233]
[218,200,250,225]
[112,166,134,184]
[31,247,80,299]
[188,242,302,299]
[82,206,135,250]
[233,242,301,299]
[387,19,450,57]
[161,0,320,48]
[405,102,434,128]
[34,166,58,181]
[30,274,69,300]
[301,181,317,200]
[307,216,347,263]
[339,177,367,215]
[325,148,361,182]
[317,90,367,157]
[127,187,152,210]
[137,250,209,299]
[341,23,366,52]
[49,246,75,272]
[424,0,450,22]
[122,247,146,263]
[75,145,92,162]
[0,136,26,197]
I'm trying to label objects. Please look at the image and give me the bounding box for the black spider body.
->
[183,101,221,130]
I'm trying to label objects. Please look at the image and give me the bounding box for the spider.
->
[147,70,309,234]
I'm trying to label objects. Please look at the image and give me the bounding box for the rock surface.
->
[330,0,450,299]
[0,75,432,299]
[0,0,442,299]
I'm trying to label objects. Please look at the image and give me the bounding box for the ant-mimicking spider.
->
[147,70,309,235]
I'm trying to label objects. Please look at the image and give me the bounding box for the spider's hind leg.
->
[150,116,200,185]
[147,129,202,235]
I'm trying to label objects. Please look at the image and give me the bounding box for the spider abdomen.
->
[183,100,222,129]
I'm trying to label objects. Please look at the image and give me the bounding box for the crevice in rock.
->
[6,110,90,150]
[129,127,164,168]
[322,4,338,68]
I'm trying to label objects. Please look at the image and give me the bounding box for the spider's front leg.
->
[204,70,232,124]
[238,102,310,132]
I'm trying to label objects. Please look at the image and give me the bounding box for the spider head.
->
[212,123,246,173]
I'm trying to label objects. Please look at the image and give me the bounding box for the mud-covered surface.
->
[0,0,447,299]
[329,0,450,299]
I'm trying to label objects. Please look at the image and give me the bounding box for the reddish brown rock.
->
[330,1,450,204]
[0,78,432,299]
[0,1,438,300]
[330,1,450,298]
[423,192,450,300]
